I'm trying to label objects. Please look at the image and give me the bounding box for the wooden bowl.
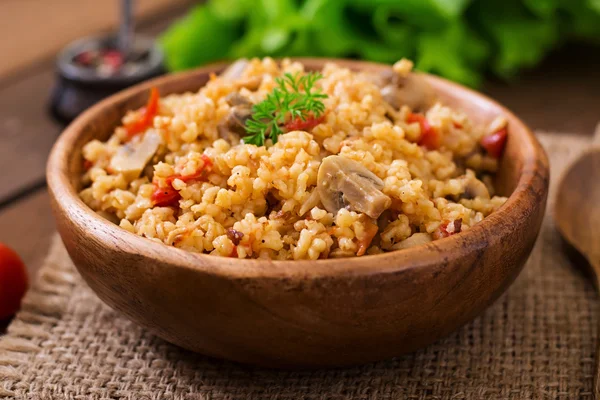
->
[46,59,549,368]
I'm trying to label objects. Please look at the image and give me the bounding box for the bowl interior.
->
[49,58,547,275]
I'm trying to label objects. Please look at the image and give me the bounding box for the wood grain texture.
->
[0,70,62,204]
[554,128,600,398]
[0,190,55,279]
[0,0,191,79]
[45,59,550,367]
[0,6,187,204]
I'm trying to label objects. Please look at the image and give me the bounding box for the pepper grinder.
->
[49,0,165,124]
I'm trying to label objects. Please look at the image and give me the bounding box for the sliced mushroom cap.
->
[391,233,432,251]
[298,189,321,216]
[220,59,262,90]
[220,59,250,81]
[317,155,391,219]
[218,93,253,143]
[225,92,252,107]
[227,106,252,133]
[110,129,162,180]
[375,70,435,112]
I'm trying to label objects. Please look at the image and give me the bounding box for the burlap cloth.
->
[1,132,598,400]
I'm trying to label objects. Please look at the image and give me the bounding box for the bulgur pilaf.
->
[80,58,508,260]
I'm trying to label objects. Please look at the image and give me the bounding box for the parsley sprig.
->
[243,72,328,146]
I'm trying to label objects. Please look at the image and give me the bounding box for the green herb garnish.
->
[243,72,328,146]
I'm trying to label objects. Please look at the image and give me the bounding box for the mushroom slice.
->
[220,59,262,90]
[226,106,252,134]
[220,59,250,81]
[225,92,252,107]
[374,69,436,112]
[110,129,162,180]
[218,93,254,143]
[317,155,391,219]
[298,189,321,216]
[391,233,432,251]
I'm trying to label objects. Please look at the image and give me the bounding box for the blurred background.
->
[0,0,598,303]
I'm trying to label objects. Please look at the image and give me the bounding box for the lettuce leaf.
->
[160,0,600,87]
[160,5,241,70]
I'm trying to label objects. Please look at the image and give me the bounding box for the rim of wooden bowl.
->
[47,58,549,279]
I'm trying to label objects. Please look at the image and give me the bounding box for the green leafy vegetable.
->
[243,72,328,146]
[159,6,241,71]
[160,0,600,87]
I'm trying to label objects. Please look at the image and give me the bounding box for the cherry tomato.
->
[408,113,439,150]
[125,87,160,139]
[0,243,28,320]
[480,128,508,158]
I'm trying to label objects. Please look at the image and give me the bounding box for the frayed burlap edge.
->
[0,235,76,397]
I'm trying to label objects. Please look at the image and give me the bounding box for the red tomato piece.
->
[285,115,325,132]
[83,160,94,171]
[153,155,213,208]
[151,184,181,208]
[480,128,508,158]
[200,154,213,169]
[0,243,28,320]
[166,155,213,186]
[125,87,160,139]
[433,222,450,240]
[432,219,463,240]
[357,218,379,256]
[408,113,439,150]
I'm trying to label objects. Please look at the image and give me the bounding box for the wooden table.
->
[0,2,598,325]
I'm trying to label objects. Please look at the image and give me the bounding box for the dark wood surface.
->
[0,7,187,206]
[0,0,189,78]
[0,13,598,326]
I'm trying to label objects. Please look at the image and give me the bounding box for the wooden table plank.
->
[0,190,55,280]
[0,70,62,205]
[0,7,188,205]
[0,0,191,79]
